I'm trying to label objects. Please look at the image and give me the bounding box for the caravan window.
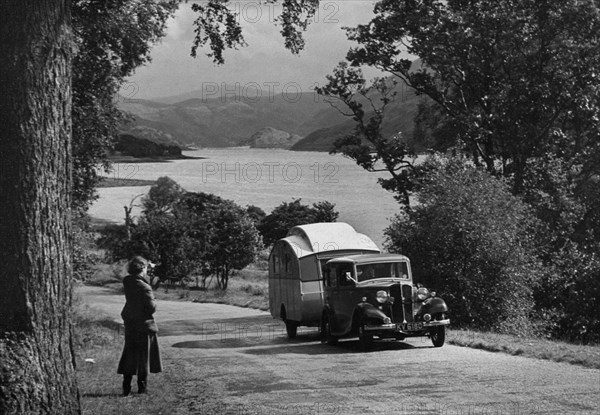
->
[284,253,291,276]
[273,250,280,274]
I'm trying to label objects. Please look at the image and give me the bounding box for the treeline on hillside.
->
[95,177,338,290]
[113,134,183,159]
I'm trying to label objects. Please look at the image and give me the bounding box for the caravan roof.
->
[281,222,380,259]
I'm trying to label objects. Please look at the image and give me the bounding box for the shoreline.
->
[107,153,205,163]
[97,176,156,188]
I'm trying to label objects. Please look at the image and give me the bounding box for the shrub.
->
[385,154,543,334]
[257,199,339,245]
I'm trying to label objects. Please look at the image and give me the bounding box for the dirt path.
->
[78,285,600,414]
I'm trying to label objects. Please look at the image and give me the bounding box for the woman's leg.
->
[122,375,133,396]
[137,373,147,394]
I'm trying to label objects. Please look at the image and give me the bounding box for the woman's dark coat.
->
[117,274,162,375]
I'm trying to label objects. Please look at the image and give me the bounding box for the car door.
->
[326,263,356,335]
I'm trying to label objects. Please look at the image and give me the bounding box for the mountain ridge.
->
[118,78,423,152]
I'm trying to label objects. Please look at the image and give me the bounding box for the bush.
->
[385,154,543,334]
[257,199,339,245]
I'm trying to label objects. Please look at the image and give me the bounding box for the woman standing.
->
[117,256,162,396]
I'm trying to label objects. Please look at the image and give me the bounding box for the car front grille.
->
[390,284,413,323]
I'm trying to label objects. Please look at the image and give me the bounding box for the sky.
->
[125,1,383,100]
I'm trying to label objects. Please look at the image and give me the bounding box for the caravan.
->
[268,222,380,338]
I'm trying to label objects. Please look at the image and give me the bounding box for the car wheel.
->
[285,320,298,339]
[430,326,446,347]
[321,313,338,345]
[358,317,373,352]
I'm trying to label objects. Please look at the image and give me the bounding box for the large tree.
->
[0,1,80,413]
[320,0,600,195]
[360,0,598,192]
[0,1,328,410]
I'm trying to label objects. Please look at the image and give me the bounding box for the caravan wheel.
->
[280,305,297,339]
[285,321,298,339]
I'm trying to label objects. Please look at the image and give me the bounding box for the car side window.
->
[337,264,354,287]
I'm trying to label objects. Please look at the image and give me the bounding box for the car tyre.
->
[430,326,446,347]
[358,317,373,352]
[321,312,338,345]
[285,320,298,339]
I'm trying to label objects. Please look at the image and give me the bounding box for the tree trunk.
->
[0,1,80,413]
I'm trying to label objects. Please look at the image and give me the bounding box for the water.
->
[88,148,404,248]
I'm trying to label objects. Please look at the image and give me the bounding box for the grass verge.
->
[447,329,600,369]
[153,265,269,311]
[72,298,179,414]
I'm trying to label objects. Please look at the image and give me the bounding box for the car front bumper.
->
[364,319,450,334]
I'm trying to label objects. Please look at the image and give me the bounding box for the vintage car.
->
[320,253,450,349]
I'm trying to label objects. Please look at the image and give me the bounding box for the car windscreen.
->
[356,262,409,282]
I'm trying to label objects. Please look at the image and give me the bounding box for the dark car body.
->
[321,253,450,349]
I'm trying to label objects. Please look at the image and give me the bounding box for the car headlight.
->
[417,287,430,301]
[376,290,389,303]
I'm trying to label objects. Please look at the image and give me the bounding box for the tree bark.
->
[0,1,80,413]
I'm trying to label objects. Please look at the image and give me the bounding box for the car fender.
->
[422,297,448,315]
[357,302,388,322]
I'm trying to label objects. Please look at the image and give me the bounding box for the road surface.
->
[78,285,599,414]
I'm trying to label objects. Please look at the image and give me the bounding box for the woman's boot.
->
[137,374,147,394]
[122,375,132,396]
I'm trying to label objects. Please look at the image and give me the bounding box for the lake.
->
[88,148,405,248]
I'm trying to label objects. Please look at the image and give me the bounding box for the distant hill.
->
[241,127,303,149]
[117,89,347,148]
[120,125,191,149]
[118,69,425,151]
[292,88,423,152]
[112,134,184,159]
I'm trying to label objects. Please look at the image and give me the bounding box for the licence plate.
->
[396,322,423,331]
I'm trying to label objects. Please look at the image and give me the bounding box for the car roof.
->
[325,253,410,265]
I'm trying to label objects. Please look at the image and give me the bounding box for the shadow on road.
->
[171,335,420,355]
[243,339,418,355]
[159,315,285,337]
[164,314,435,354]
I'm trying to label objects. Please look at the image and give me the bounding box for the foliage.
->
[385,154,543,334]
[257,199,339,246]
[72,214,102,281]
[102,185,263,290]
[246,205,267,224]
[142,176,185,215]
[128,213,204,282]
[316,63,419,207]
[343,0,600,195]
[71,0,179,211]
[517,153,600,343]
[173,192,263,289]
[191,0,319,64]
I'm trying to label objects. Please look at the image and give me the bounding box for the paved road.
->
[78,285,600,415]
